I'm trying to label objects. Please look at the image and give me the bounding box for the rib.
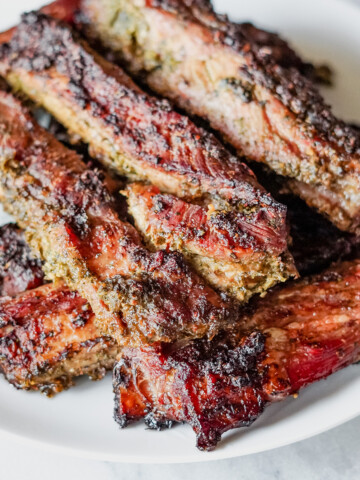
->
[250,164,360,275]
[125,182,293,301]
[113,259,360,450]
[0,223,120,395]
[125,179,360,287]
[0,12,296,301]
[38,0,329,82]
[78,0,360,233]
[0,91,233,345]
[0,283,120,395]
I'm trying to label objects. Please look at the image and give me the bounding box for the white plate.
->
[0,0,359,464]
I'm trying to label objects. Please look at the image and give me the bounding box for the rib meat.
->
[125,183,293,301]
[38,0,329,82]
[0,224,119,395]
[78,0,360,233]
[250,164,360,275]
[0,12,296,301]
[113,260,360,450]
[0,91,233,345]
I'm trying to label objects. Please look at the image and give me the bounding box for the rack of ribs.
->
[0,224,119,395]
[113,259,360,450]
[0,90,237,345]
[0,11,297,301]
[77,0,360,234]
[3,170,358,392]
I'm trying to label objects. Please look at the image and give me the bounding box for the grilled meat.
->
[227,21,331,85]
[0,283,119,395]
[0,224,45,296]
[0,1,356,452]
[0,223,119,395]
[78,0,360,233]
[0,12,296,301]
[114,259,360,450]
[0,91,233,345]
[125,183,293,301]
[250,164,360,275]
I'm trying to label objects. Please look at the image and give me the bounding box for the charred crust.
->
[72,306,92,327]
[208,211,258,252]
[134,329,266,450]
[104,253,231,340]
[165,330,266,378]
[63,169,114,239]
[113,411,130,428]
[245,62,360,155]
[112,360,132,424]
[0,223,45,296]
[113,358,130,389]
[1,11,149,132]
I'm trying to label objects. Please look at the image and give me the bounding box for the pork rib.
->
[125,182,293,301]
[285,194,360,275]
[125,179,360,293]
[0,91,233,345]
[78,0,360,233]
[0,224,119,395]
[0,12,296,301]
[114,260,360,450]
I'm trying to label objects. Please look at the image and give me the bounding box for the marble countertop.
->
[0,416,359,480]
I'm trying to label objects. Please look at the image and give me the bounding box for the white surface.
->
[1,416,360,480]
[0,0,359,466]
